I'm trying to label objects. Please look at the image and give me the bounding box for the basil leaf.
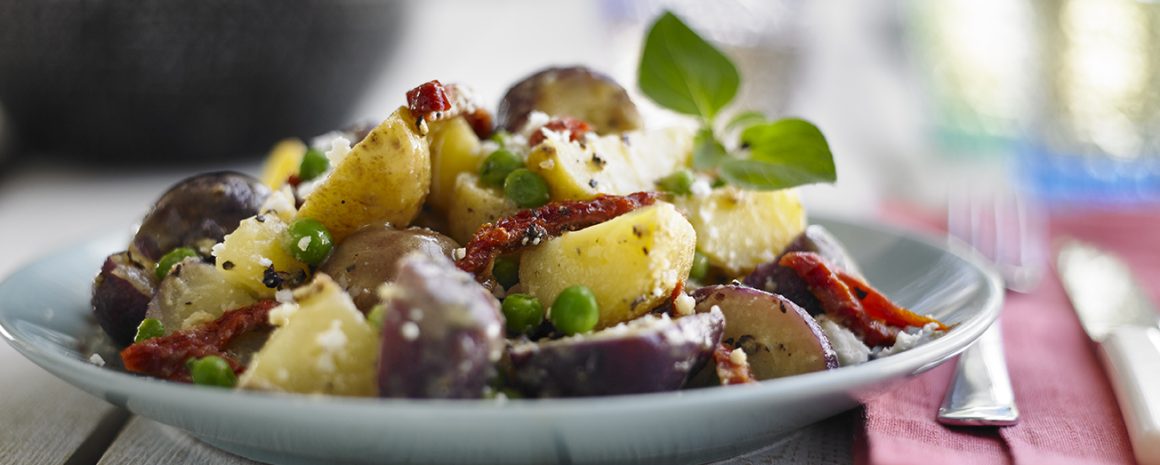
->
[692,127,728,170]
[720,118,836,190]
[638,12,740,120]
[725,110,766,133]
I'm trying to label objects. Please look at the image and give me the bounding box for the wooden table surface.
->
[0,164,855,465]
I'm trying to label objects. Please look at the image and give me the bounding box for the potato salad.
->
[90,12,947,399]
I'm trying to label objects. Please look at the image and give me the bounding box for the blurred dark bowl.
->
[0,0,406,165]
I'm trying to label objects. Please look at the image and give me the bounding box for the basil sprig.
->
[637,12,836,191]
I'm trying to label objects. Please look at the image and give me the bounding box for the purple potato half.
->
[320,225,458,312]
[496,66,643,134]
[377,253,504,399]
[693,284,837,380]
[507,310,724,397]
[130,171,268,264]
[91,251,156,346]
[743,225,860,315]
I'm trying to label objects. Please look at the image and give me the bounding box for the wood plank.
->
[0,343,124,465]
[97,417,260,465]
[715,412,855,465]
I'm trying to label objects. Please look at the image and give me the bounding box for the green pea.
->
[657,169,695,195]
[134,318,165,343]
[549,285,599,335]
[480,149,523,187]
[492,256,520,289]
[503,169,550,208]
[689,250,710,282]
[298,148,329,181]
[502,293,544,335]
[367,304,387,330]
[284,218,334,266]
[490,130,512,147]
[155,247,199,280]
[189,355,236,388]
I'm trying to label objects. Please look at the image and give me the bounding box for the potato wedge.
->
[146,258,257,333]
[259,138,307,189]
[675,186,806,277]
[446,172,517,244]
[296,106,431,241]
[428,117,484,213]
[527,127,692,201]
[238,274,379,397]
[213,215,309,298]
[520,202,696,329]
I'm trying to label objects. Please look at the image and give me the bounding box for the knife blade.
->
[1057,240,1160,465]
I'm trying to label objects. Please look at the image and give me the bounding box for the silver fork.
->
[938,182,1045,426]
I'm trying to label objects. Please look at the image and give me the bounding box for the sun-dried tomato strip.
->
[456,192,658,279]
[527,117,593,147]
[713,343,755,386]
[778,252,898,347]
[120,300,277,382]
[836,272,948,331]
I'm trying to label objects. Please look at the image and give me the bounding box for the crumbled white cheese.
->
[816,315,869,366]
[274,289,295,304]
[88,353,105,367]
[297,236,312,252]
[479,140,501,155]
[260,186,297,220]
[673,293,696,316]
[690,179,712,198]
[451,248,466,261]
[520,111,551,138]
[538,159,555,170]
[729,348,748,366]
[258,256,273,267]
[210,242,225,258]
[315,320,348,352]
[311,131,346,150]
[325,136,352,167]
[400,321,420,341]
[875,322,944,358]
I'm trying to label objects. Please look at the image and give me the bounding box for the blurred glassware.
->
[904,0,1160,205]
[600,0,806,122]
[0,0,406,165]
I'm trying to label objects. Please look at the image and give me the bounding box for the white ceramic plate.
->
[0,216,1002,465]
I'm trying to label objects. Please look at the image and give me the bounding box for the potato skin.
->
[145,258,257,334]
[377,253,504,399]
[507,311,724,397]
[693,284,838,380]
[319,225,459,312]
[92,251,156,346]
[497,66,643,134]
[130,171,269,265]
[743,225,860,315]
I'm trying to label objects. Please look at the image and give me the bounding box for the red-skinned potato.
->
[497,66,643,134]
[377,253,503,399]
[743,225,860,315]
[319,225,458,312]
[92,251,156,346]
[506,310,724,397]
[693,284,837,380]
[130,172,269,265]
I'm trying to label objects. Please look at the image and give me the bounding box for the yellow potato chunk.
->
[527,127,692,201]
[297,106,431,241]
[213,215,309,298]
[145,259,258,333]
[446,172,517,244]
[239,274,379,397]
[675,186,806,277]
[259,138,307,189]
[520,202,696,329]
[428,117,484,213]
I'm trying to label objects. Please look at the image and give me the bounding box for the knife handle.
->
[1098,326,1160,465]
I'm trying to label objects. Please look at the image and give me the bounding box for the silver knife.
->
[1057,240,1160,465]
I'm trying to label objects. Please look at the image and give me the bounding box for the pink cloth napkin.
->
[854,205,1160,465]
